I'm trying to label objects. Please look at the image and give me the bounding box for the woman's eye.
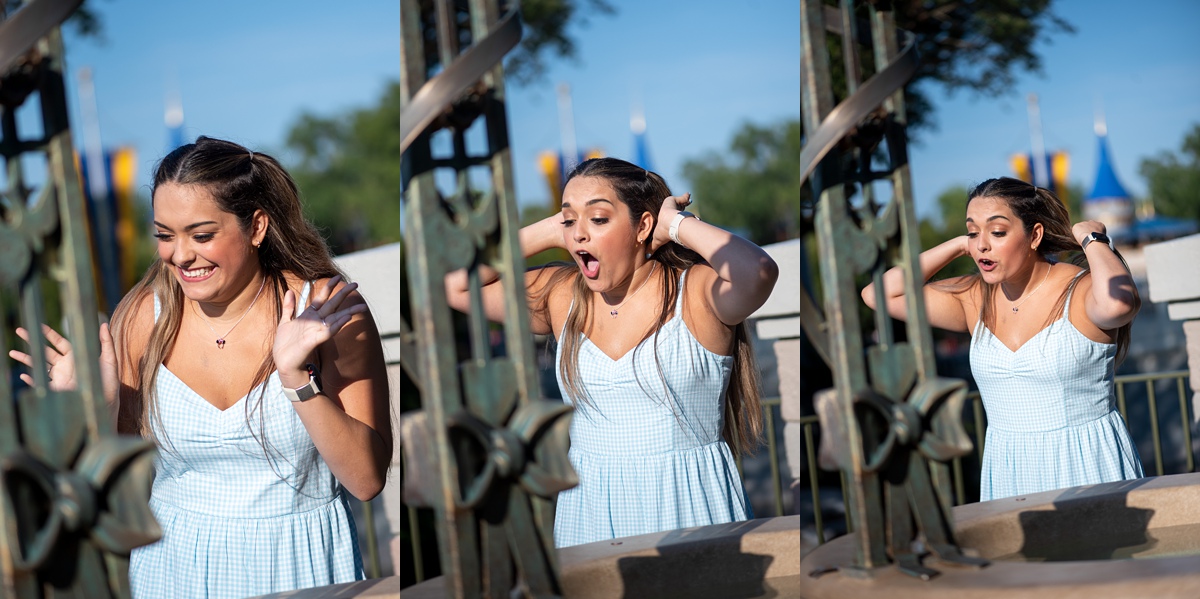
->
[966,232,978,239]
[193,234,215,242]
[153,233,172,241]
[561,219,575,227]
[590,218,608,225]
[991,231,1006,237]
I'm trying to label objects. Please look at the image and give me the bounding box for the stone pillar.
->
[748,239,803,516]
[1143,234,1200,458]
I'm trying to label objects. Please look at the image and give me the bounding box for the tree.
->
[681,120,802,245]
[288,83,401,254]
[504,0,615,86]
[1139,123,1200,224]
[816,0,1074,137]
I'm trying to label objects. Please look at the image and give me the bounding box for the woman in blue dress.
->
[446,157,779,547]
[861,176,1143,501]
[12,136,393,597]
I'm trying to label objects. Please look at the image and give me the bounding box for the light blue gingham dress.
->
[553,268,752,548]
[129,282,363,599]
[971,272,1143,501]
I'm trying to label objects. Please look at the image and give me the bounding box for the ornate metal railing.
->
[0,1,161,596]
[400,397,796,586]
[801,369,1195,544]
[401,1,579,596]
[801,0,986,580]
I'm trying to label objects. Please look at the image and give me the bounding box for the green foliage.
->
[682,120,802,245]
[813,0,1074,137]
[287,83,401,254]
[918,185,975,279]
[1139,123,1200,223]
[504,0,615,86]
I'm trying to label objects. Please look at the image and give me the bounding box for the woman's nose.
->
[172,240,195,264]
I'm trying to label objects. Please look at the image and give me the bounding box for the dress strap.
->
[1062,269,1087,315]
[153,293,161,323]
[675,267,689,313]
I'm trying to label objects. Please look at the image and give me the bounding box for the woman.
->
[446,157,779,547]
[861,176,1143,501]
[12,136,392,597]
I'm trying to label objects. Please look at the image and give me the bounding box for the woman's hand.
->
[650,192,693,253]
[8,323,118,402]
[273,276,367,387]
[1072,220,1108,247]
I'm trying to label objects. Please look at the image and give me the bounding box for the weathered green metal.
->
[800,0,986,580]
[400,1,577,596]
[803,369,1194,544]
[0,1,161,596]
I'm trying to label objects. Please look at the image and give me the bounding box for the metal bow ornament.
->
[817,377,987,579]
[447,400,577,509]
[1,436,161,572]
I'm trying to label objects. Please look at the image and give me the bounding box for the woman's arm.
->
[1073,221,1139,329]
[275,277,392,501]
[444,213,568,334]
[860,235,973,333]
[654,194,779,326]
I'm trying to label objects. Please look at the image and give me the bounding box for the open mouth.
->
[576,250,600,279]
[978,259,997,272]
[180,266,215,281]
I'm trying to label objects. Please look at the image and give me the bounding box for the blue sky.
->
[57,0,400,191]
[54,0,1200,232]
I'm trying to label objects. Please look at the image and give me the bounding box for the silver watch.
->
[283,363,322,403]
[1080,231,1114,252]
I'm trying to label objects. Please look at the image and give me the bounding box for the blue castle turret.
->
[1084,118,1135,242]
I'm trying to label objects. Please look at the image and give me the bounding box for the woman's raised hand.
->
[650,192,693,252]
[8,323,118,401]
[273,276,367,383]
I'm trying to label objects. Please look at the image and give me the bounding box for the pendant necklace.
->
[1009,263,1052,313]
[607,262,657,318]
[195,276,267,348]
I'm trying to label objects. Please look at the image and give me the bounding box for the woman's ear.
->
[1031,222,1044,250]
[251,209,269,248]
[638,211,655,243]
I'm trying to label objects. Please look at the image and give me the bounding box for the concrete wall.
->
[335,243,403,577]
[1142,234,1200,471]
[747,238,803,518]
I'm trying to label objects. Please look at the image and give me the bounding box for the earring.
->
[645,252,652,260]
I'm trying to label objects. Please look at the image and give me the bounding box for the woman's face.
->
[560,176,648,292]
[965,195,1041,284]
[153,182,266,305]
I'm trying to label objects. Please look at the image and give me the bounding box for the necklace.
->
[607,262,657,318]
[1008,263,1052,313]
[194,276,267,348]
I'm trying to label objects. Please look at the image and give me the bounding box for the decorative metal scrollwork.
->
[448,401,577,508]
[1,438,161,571]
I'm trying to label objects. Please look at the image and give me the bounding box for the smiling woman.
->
[860,176,1144,503]
[445,156,779,547]
[10,136,393,598]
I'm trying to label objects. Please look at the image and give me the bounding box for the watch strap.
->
[669,211,699,247]
[283,363,322,403]
[1081,231,1113,252]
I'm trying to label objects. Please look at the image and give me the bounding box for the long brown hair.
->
[535,157,764,457]
[961,177,1139,363]
[110,136,344,452]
